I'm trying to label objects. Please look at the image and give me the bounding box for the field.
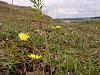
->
[0,1,100,75]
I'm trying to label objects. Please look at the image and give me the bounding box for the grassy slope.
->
[0,1,58,30]
[0,1,100,75]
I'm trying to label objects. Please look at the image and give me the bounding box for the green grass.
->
[0,1,100,75]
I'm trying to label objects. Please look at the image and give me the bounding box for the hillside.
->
[0,1,100,75]
[0,1,57,26]
[0,1,34,21]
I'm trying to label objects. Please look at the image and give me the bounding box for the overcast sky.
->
[1,0,100,18]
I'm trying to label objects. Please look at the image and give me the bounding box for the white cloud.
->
[1,0,32,6]
[1,0,100,18]
[58,8,79,14]
[47,8,79,18]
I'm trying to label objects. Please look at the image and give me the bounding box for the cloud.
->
[46,8,80,18]
[43,0,100,18]
[1,0,33,6]
[1,0,100,18]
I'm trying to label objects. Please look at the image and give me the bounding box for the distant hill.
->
[56,17,100,21]
[0,1,57,25]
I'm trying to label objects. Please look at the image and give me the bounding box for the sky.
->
[1,0,100,18]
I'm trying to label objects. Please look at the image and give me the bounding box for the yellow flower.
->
[56,25,61,28]
[51,26,56,29]
[18,32,30,41]
[28,54,42,59]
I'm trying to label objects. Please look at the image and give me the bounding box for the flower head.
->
[56,25,62,29]
[18,32,30,41]
[28,54,42,60]
[51,26,56,29]
[51,26,62,29]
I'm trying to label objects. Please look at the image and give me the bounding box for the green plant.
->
[30,0,44,13]
[0,57,19,75]
[0,3,100,74]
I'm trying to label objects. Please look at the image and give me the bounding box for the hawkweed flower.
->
[18,32,30,41]
[28,54,42,60]
[56,25,62,29]
[51,26,56,29]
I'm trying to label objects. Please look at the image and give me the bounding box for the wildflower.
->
[51,26,56,29]
[56,25,61,28]
[18,32,30,41]
[28,54,42,59]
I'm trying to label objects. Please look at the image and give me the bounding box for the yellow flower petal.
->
[51,26,56,29]
[18,32,30,41]
[28,54,42,60]
[56,26,61,28]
